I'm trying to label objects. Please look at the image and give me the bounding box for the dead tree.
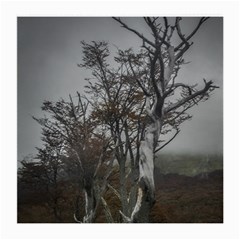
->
[112,17,219,222]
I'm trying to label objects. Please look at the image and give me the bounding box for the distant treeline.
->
[155,153,223,176]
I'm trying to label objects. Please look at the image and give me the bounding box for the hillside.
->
[150,169,223,223]
[155,153,223,176]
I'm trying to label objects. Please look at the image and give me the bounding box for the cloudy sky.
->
[17,17,223,161]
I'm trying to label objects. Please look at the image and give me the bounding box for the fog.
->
[18,17,223,161]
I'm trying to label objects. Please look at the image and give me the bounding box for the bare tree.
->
[78,17,218,222]
[110,17,218,222]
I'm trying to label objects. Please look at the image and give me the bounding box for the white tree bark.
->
[139,127,155,196]
[120,97,162,222]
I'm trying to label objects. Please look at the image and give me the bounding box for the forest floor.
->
[18,169,223,223]
[150,169,223,223]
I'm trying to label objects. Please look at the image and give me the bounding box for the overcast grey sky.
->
[17,17,223,160]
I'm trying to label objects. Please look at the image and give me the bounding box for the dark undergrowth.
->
[18,169,223,223]
[150,169,223,223]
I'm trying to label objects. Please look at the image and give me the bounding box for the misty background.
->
[17,17,223,163]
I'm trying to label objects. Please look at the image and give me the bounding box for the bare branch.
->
[107,183,121,200]
[150,48,161,98]
[154,129,180,153]
[175,17,209,52]
[165,79,218,113]
[101,197,114,223]
[162,17,169,44]
[143,17,170,47]
[128,59,151,97]
[175,17,189,45]
[73,213,82,223]
[72,149,84,173]
[119,186,143,223]
[113,17,156,48]
[164,82,195,97]
[144,17,159,41]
